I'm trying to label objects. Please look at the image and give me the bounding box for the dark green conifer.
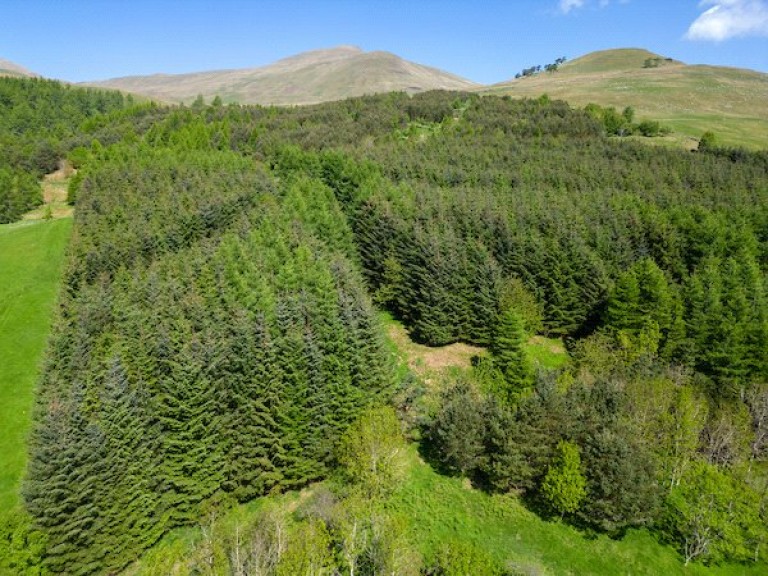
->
[491,308,534,403]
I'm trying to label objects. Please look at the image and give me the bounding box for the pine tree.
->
[429,381,488,476]
[606,267,641,331]
[155,329,225,524]
[93,355,166,570]
[219,312,285,501]
[490,308,534,403]
[24,383,108,574]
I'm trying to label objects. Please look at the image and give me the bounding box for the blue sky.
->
[2,0,767,83]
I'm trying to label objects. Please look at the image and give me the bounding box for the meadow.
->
[0,218,72,511]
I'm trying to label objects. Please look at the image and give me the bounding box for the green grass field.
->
[484,48,768,150]
[0,218,72,512]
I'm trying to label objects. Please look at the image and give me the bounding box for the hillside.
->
[485,48,768,149]
[0,57,35,77]
[87,45,479,105]
[85,46,768,149]
[3,75,768,574]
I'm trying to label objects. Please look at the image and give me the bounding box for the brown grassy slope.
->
[86,45,479,105]
[23,163,74,221]
[483,48,768,149]
[0,57,36,77]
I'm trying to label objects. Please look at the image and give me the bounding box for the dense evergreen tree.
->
[0,76,130,222]
[428,381,489,476]
[24,148,392,573]
[489,308,534,402]
[0,167,41,223]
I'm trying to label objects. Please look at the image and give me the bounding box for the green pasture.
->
[0,218,71,512]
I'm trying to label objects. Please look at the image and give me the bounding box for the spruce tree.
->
[490,308,533,403]
[606,267,641,332]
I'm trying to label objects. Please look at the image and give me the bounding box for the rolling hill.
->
[484,48,768,149]
[0,57,36,77]
[87,46,768,149]
[87,45,479,105]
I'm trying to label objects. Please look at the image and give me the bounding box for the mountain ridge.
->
[86,46,479,105]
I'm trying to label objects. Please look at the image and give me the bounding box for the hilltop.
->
[484,48,768,149]
[0,57,36,77]
[552,48,682,74]
[87,45,479,105]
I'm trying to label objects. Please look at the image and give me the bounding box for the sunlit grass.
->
[390,446,766,575]
[484,49,768,150]
[526,335,569,370]
[0,218,71,511]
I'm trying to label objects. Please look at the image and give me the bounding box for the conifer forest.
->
[2,77,768,574]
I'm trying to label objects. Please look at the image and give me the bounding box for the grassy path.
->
[23,163,74,222]
[0,218,72,511]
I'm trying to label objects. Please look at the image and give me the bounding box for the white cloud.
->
[558,0,628,14]
[686,0,768,41]
[559,0,586,13]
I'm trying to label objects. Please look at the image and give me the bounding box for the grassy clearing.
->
[390,447,765,575]
[382,313,569,377]
[0,217,72,512]
[384,317,486,377]
[526,335,569,370]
